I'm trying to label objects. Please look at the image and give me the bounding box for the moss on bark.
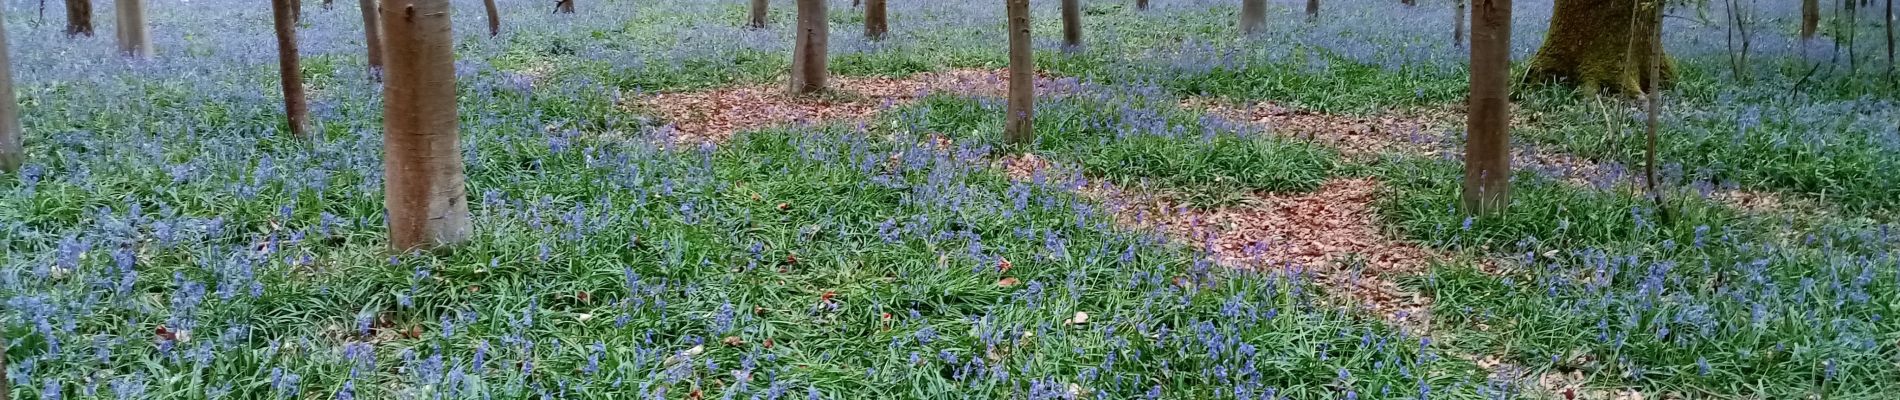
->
[1525,0,1675,96]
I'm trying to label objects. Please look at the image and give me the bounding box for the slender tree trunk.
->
[865,0,887,40]
[1849,0,1861,74]
[0,6,21,174]
[1454,0,1467,47]
[484,0,500,36]
[383,0,472,251]
[1137,0,1148,11]
[1004,0,1034,147]
[360,0,384,78]
[1240,0,1266,35]
[1463,0,1512,215]
[1061,0,1081,47]
[1803,0,1821,40]
[1887,0,1894,77]
[555,0,573,13]
[1642,0,1663,206]
[749,0,768,29]
[115,0,152,58]
[789,0,828,94]
[272,0,311,138]
[1525,0,1671,95]
[64,0,92,37]
[1306,0,1318,22]
[0,336,10,400]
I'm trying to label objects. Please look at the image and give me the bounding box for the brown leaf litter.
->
[627,68,1068,144]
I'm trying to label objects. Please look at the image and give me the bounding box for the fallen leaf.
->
[997,277,1021,287]
[723,336,744,347]
[1063,311,1089,326]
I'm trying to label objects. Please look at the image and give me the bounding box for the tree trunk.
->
[115,0,152,58]
[1525,0,1672,95]
[0,6,21,174]
[1402,0,1416,5]
[0,336,10,400]
[1454,0,1467,47]
[555,0,573,13]
[1004,0,1033,147]
[1061,0,1081,47]
[1136,0,1148,11]
[484,0,500,36]
[1803,0,1820,40]
[1464,0,1512,215]
[272,0,310,138]
[1887,0,1894,77]
[865,0,887,40]
[789,0,828,94]
[1642,0,1663,205]
[1240,0,1265,35]
[1306,0,1318,22]
[325,0,334,8]
[360,0,384,78]
[292,0,302,22]
[65,0,92,37]
[749,0,767,29]
[383,0,472,251]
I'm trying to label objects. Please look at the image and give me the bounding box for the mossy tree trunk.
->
[1525,0,1674,95]
[1004,0,1033,147]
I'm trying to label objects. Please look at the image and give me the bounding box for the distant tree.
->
[866,0,888,40]
[272,0,310,138]
[749,0,767,29]
[1802,0,1819,41]
[115,0,152,58]
[1137,0,1149,10]
[1641,0,1664,209]
[1306,0,1318,21]
[485,0,501,36]
[360,0,384,77]
[325,0,334,8]
[0,6,21,174]
[1463,0,1511,215]
[1524,0,1669,95]
[790,0,828,94]
[1005,0,1033,147]
[555,0,573,13]
[1240,0,1265,34]
[1061,0,1081,47]
[65,0,92,36]
[1454,0,1466,47]
[1402,0,1416,5]
[382,0,472,251]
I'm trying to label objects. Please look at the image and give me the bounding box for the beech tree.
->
[1,6,21,173]
[866,0,887,40]
[361,0,384,77]
[272,0,310,138]
[1137,0,1149,11]
[556,0,573,13]
[1061,0,1080,47]
[1803,0,1820,40]
[485,0,501,36]
[790,0,828,94]
[1306,0,1318,21]
[1463,0,1511,215]
[1005,0,1033,146]
[1524,0,1669,95]
[66,0,92,36]
[1454,0,1466,47]
[749,0,767,29]
[115,0,152,58]
[1240,0,1265,34]
[1640,0,1663,207]
[382,0,473,250]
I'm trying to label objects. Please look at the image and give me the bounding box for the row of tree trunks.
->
[115,0,152,58]
[1004,0,1033,146]
[866,0,887,40]
[271,0,311,138]
[66,0,92,36]
[1240,0,1265,34]
[361,0,384,76]
[0,6,21,174]
[1061,0,1081,47]
[382,0,472,251]
[1524,0,1671,95]
[790,0,828,94]
[1463,0,1512,215]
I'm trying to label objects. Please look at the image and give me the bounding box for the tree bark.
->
[789,0,828,94]
[1403,0,1416,5]
[1240,0,1265,35]
[383,0,472,251]
[1525,0,1672,95]
[0,6,21,174]
[1463,0,1511,215]
[272,0,311,138]
[0,336,10,400]
[555,0,573,13]
[65,0,92,37]
[749,0,767,29]
[1306,0,1318,22]
[115,0,152,58]
[1803,0,1819,41]
[1454,0,1467,47]
[292,0,302,22]
[1061,0,1081,47]
[1642,0,1663,206]
[1136,0,1148,11]
[484,0,500,36]
[1887,0,1894,77]
[865,0,887,40]
[361,0,384,78]
[1004,0,1033,147]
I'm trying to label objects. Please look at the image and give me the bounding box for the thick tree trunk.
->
[1240,0,1265,34]
[749,0,767,29]
[115,0,152,58]
[1463,0,1512,215]
[65,0,92,37]
[1137,0,1148,11]
[1454,0,1467,47]
[1004,0,1033,147]
[0,7,21,174]
[865,0,887,40]
[484,0,500,36]
[1525,0,1673,95]
[1802,0,1819,41]
[1061,0,1081,47]
[1306,0,1318,22]
[789,0,828,94]
[272,0,310,138]
[383,0,472,251]
[360,0,384,77]
[292,0,302,22]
